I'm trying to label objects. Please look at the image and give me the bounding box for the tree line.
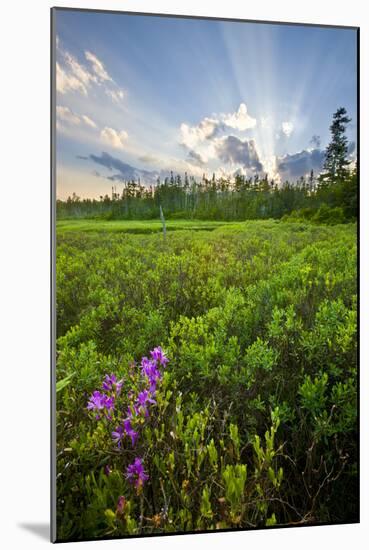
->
[57,108,357,222]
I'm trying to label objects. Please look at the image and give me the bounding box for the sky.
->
[55,9,358,199]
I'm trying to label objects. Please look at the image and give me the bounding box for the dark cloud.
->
[107,174,125,182]
[216,136,263,172]
[87,152,159,184]
[89,152,136,178]
[276,148,325,181]
[187,149,206,166]
[138,154,160,165]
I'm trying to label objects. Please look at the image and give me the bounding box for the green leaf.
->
[56,372,76,393]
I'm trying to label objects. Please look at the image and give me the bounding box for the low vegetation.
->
[56,219,357,540]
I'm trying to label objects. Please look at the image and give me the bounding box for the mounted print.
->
[51,7,359,543]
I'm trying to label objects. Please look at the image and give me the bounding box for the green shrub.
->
[56,220,357,539]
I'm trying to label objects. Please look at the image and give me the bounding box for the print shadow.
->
[18,522,49,541]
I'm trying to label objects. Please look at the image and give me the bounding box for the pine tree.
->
[323,107,351,182]
[309,169,315,192]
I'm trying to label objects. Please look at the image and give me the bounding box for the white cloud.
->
[180,124,198,149]
[56,105,97,129]
[56,40,124,104]
[65,51,96,87]
[198,117,219,139]
[282,121,294,137]
[56,49,96,96]
[56,105,82,125]
[180,117,219,149]
[101,127,128,150]
[105,89,125,103]
[81,115,97,128]
[85,50,112,82]
[56,62,88,96]
[223,103,257,131]
[180,103,256,156]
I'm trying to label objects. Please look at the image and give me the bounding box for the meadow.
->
[56,218,357,540]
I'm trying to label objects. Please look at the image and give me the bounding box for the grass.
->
[56,218,242,234]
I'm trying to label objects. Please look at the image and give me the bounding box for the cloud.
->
[223,103,257,131]
[281,121,294,137]
[89,152,134,174]
[59,51,97,95]
[85,50,112,82]
[180,117,219,149]
[81,115,97,128]
[347,141,356,156]
[56,105,81,125]
[187,149,207,166]
[56,105,98,129]
[56,39,124,103]
[138,154,160,165]
[86,152,205,185]
[105,89,125,103]
[276,148,325,181]
[179,103,259,172]
[88,152,159,183]
[179,103,257,153]
[100,127,128,150]
[56,62,89,96]
[215,135,263,172]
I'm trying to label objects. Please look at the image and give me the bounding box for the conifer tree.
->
[323,107,351,182]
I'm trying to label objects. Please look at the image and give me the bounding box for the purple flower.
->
[140,357,156,374]
[123,419,139,447]
[87,391,115,414]
[137,390,156,407]
[104,464,112,476]
[104,395,115,410]
[87,391,105,411]
[150,346,168,367]
[126,457,149,490]
[135,390,156,417]
[102,374,123,395]
[141,358,162,391]
[112,425,124,447]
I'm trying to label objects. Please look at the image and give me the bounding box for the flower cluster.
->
[126,457,149,490]
[87,390,115,420]
[86,347,169,492]
[102,373,123,394]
